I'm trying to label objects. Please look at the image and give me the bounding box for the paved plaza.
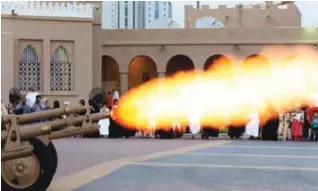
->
[48,138,318,191]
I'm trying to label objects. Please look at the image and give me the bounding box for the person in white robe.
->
[147,112,157,138]
[62,102,70,119]
[1,100,8,116]
[145,119,156,139]
[1,94,8,116]
[98,104,110,137]
[245,110,260,139]
[26,86,39,108]
[41,98,50,110]
[188,114,200,139]
[113,90,120,102]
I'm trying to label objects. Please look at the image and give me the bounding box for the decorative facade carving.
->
[19,45,41,91]
[1,1,94,18]
[50,46,72,91]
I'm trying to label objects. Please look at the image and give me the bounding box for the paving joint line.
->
[183,152,318,159]
[131,162,318,172]
[216,145,318,150]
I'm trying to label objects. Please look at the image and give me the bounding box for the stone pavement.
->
[51,137,216,178]
[48,138,318,191]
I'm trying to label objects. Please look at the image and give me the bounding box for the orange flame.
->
[113,46,318,131]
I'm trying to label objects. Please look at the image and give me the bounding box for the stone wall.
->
[101,28,318,45]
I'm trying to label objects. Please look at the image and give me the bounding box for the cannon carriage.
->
[1,106,110,191]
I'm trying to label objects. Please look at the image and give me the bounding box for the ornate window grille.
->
[50,46,72,91]
[19,45,41,91]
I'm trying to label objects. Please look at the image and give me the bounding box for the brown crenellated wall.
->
[185,4,301,28]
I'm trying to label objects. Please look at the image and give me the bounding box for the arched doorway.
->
[242,54,271,70]
[204,54,232,71]
[166,55,194,134]
[128,55,157,89]
[166,55,195,76]
[101,55,120,94]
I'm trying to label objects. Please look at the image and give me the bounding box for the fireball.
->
[112,46,318,131]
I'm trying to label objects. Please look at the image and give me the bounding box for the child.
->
[291,109,303,141]
[310,111,318,141]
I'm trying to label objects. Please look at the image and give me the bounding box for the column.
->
[120,72,128,95]
[157,72,165,78]
[157,72,166,90]
[42,39,50,93]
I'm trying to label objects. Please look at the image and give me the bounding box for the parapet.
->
[185,3,300,28]
[1,1,94,18]
[185,3,298,10]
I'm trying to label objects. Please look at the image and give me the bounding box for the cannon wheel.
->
[48,141,58,176]
[1,138,55,191]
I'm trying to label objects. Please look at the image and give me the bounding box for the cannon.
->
[1,106,110,191]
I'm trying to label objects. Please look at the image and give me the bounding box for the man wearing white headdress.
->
[245,110,260,139]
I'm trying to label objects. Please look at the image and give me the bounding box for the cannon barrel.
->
[1,106,87,125]
[1,112,110,142]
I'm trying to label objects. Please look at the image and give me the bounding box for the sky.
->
[170,1,318,28]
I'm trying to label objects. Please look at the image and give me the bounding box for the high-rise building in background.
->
[102,1,172,29]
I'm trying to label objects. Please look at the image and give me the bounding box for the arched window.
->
[50,46,72,91]
[19,45,41,91]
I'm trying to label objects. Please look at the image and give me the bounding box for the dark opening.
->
[166,55,195,76]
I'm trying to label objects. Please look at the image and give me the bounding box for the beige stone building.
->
[1,1,317,105]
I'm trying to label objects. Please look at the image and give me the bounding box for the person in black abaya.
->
[84,99,101,138]
[228,124,246,139]
[108,99,136,138]
[227,117,247,139]
[261,109,279,141]
[108,117,121,138]
[108,99,119,138]
[201,125,219,139]
[301,105,310,140]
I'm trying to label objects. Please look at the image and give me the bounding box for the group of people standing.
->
[2,86,318,142]
[229,106,318,142]
[279,108,318,141]
[2,87,51,118]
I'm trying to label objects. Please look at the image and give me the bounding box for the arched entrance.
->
[128,55,157,89]
[101,55,120,93]
[204,54,232,71]
[242,54,271,70]
[166,55,195,76]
